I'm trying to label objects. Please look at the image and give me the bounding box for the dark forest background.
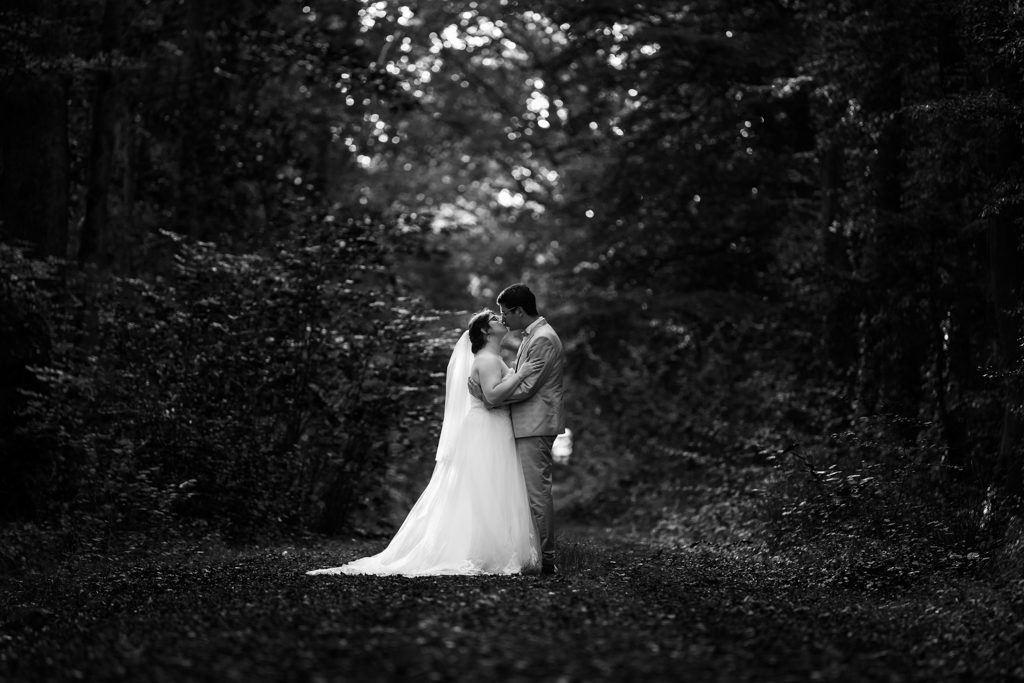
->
[2,0,1023,573]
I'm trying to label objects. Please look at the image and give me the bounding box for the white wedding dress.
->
[307,332,538,576]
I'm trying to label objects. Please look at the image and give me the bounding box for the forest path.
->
[1,525,1017,682]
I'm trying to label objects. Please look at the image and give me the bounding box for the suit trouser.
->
[515,435,556,565]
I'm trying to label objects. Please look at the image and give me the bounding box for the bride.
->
[306,310,542,576]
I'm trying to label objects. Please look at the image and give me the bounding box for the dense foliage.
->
[2,218,445,547]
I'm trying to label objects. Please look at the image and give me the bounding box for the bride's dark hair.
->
[468,309,496,354]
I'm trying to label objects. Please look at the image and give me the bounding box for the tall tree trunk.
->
[928,236,970,476]
[856,27,923,431]
[176,0,204,239]
[928,8,972,477]
[820,140,859,381]
[989,215,1024,496]
[80,0,124,266]
[987,1,1024,497]
[0,3,69,258]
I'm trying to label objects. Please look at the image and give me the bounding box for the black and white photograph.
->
[2,1,1023,681]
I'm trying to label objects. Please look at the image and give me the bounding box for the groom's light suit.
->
[503,317,565,566]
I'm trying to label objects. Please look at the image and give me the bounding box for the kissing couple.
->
[307,283,565,577]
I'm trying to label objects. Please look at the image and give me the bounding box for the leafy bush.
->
[758,414,1023,585]
[0,244,57,520]
[556,292,820,529]
[5,216,447,545]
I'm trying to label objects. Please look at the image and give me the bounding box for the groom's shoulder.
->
[538,320,563,345]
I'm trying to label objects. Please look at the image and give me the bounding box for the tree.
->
[0,1,71,258]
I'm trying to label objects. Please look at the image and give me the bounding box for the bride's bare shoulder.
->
[472,350,504,370]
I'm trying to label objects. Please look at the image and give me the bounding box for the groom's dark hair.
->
[496,283,538,316]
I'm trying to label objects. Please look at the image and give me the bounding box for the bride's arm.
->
[476,355,542,405]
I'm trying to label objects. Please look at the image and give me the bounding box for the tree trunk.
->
[0,2,69,258]
[79,0,124,267]
[986,1,1024,497]
[856,32,923,432]
[176,0,205,239]
[820,140,859,380]
[929,239,970,476]
[989,217,1024,497]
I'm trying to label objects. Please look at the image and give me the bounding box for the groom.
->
[470,283,565,575]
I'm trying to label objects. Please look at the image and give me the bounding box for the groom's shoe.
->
[541,562,559,576]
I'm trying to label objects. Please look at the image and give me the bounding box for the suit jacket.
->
[505,318,565,438]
